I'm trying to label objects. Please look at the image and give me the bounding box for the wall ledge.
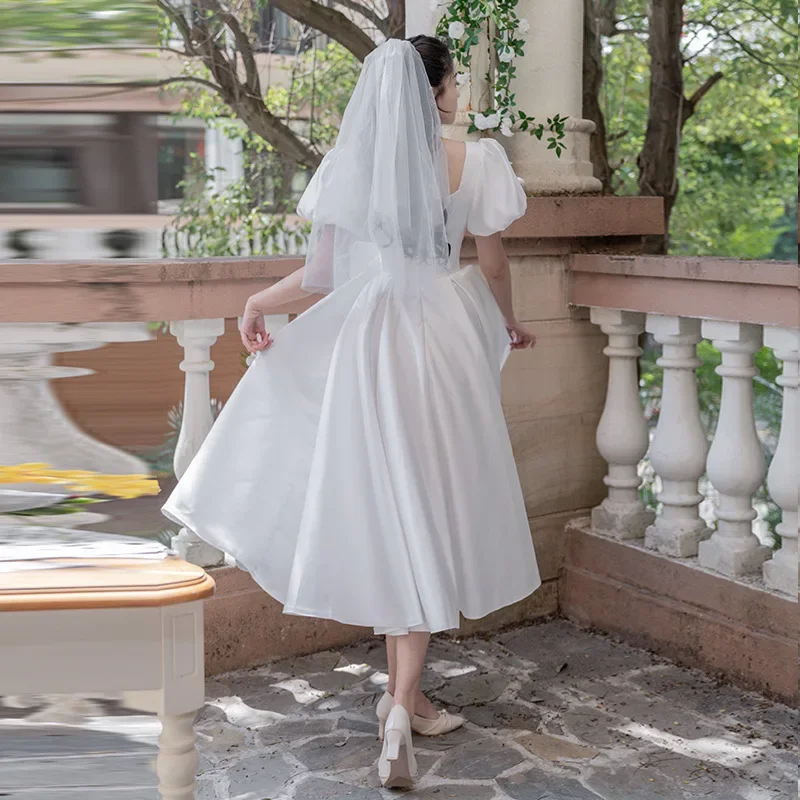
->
[560,518,798,705]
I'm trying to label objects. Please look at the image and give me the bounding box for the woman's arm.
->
[474,232,536,350]
[246,266,321,316]
[240,226,335,352]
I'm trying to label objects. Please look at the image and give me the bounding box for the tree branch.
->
[158,0,323,169]
[157,0,196,55]
[681,71,724,127]
[270,0,376,61]
[332,0,388,35]
[201,0,261,96]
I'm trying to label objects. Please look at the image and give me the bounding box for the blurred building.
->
[0,7,310,260]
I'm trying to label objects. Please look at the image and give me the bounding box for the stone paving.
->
[1,619,796,799]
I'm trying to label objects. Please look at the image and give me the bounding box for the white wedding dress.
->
[163,136,541,635]
[162,28,544,635]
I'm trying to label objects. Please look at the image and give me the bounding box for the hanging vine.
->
[434,0,567,155]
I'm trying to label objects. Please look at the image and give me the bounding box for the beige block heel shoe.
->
[378,705,417,788]
[376,690,465,740]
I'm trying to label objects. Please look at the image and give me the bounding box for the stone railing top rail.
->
[0,256,305,323]
[569,254,799,329]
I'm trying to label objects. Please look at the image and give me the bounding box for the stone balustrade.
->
[0,255,302,564]
[571,254,799,597]
[14,199,798,600]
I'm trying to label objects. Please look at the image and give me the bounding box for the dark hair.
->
[406,35,454,95]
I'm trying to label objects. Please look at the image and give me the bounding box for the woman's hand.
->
[240,299,273,354]
[506,319,536,350]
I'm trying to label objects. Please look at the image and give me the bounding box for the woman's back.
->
[443,138,526,271]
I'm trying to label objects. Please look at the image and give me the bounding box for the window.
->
[157,126,205,202]
[254,6,313,55]
[0,147,82,207]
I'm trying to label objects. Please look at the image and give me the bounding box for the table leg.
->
[157,711,199,799]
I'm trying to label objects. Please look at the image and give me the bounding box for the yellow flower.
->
[0,463,161,500]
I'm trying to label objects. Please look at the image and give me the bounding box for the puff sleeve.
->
[466,139,527,237]
[296,148,337,221]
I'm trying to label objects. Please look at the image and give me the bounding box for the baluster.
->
[170,319,225,567]
[762,327,799,596]
[590,309,655,539]
[644,315,712,556]
[698,321,770,576]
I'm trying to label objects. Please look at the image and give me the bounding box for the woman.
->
[162,36,541,788]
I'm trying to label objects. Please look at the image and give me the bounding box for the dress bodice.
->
[443,139,527,271]
[296,137,526,278]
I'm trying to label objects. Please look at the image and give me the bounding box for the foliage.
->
[598,0,797,257]
[669,82,797,258]
[162,41,357,257]
[0,0,158,49]
[435,1,567,151]
[768,201,798,261]
[265,41,362,148]
[162,157,310,258]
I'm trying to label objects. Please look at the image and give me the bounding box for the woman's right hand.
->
[240,299,273,354]
[505,319,537,350]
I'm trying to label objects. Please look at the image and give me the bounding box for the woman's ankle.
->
[391,690,414,717]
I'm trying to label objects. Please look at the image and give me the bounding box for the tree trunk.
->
[384,0,405,38]
[637,0,684,254]
[583,0,613,194]
[596,0,618,36]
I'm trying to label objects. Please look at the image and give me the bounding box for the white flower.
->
[517,17,531,35]
[448,21,466,39]
[500,119,514,137]
[429,0,443,9]
[456,71,471,88]
[498,48,515,63]
[474,111,501,130]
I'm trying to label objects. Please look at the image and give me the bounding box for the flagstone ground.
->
[1,619,795,799]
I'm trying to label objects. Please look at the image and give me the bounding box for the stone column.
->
[644,315,712,556]
[506,0,601,194]
[590,308,655,539]
[762,326,798,596]
[406,0,487,143]
[698,320,770,577]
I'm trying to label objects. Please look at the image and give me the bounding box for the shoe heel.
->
[385,729,402,761]
[378,718,385,741]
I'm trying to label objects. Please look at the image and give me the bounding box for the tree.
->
[583,0,797,253]
[154,0,403,169]
[0,0,392,169]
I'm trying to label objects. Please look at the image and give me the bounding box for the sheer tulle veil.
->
[300,39,451,296]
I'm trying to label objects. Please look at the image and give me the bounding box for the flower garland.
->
[433,0,566,156]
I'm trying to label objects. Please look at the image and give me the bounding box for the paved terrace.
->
[1,619,795,799]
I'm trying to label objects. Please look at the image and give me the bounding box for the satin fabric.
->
[162,139,541,634]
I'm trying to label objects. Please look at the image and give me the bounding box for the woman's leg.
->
[386,635,398,695]
[392,632,430,719]
[384,633,441,720]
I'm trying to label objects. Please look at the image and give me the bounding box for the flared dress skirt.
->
[162,261,541,634]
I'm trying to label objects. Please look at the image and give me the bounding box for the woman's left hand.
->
[506,319,536,350]
[240,300,273,354]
